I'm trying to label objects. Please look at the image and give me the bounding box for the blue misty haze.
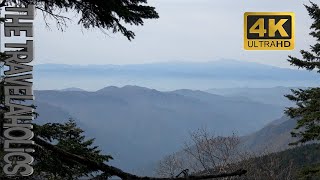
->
[34,85,285,174]
[34,60,320,91]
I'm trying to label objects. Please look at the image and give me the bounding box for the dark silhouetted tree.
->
[0,0,160,40]
[32,119,113,179]
[285,1,320,179]
[285,1,320,145]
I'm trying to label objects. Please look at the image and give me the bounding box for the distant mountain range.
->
[33,60,320,90]
[206,87,302,107]
[29,60,317,175]
[32,85,294,174]
[59,87,86,92]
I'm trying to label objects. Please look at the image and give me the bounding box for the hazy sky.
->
[23,0,317,67]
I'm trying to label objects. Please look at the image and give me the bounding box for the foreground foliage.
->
[156,128,320,180]
[33,120,113,179]
[285,1,320,179]
[0,0,159,40]
[285,2,320,145]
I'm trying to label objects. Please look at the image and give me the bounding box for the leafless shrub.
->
[156,152,184,178]
[156,127,295,180]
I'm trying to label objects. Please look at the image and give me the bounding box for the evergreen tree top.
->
[288,2,320,72]
[286,1,320,145]
[0,0,159,40]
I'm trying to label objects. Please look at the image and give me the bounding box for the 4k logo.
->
[244,12,295,50]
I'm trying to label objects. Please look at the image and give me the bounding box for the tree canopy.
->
[33,120,113,179]
[0,0,159,40]
[285,1,320,145]
[285,1,320,178]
